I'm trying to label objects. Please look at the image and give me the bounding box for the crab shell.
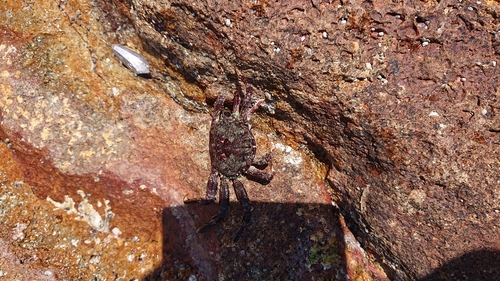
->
[209,115,256,178]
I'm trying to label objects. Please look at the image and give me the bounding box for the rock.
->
[0,0,386,280]
[3,0,498,280]
[127,0,500,279]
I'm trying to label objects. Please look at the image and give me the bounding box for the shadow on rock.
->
[419,249,500,281]
[144,201,347,281]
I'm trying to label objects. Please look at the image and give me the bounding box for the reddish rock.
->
[0,0,382,280]
[126,0,500,279]
[4,0,499,280]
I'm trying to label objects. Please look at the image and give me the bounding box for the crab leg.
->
[232,91,241,115]
[245,166,273,183]
[239,84,252,116]
[205,168,218,201]
[212,93,227,122]
[199,177,230,234]
[244,100,264,121]
[239,82,264,120]
[233,179,252,242]
[252,153,272,167]
[183,168,218,205]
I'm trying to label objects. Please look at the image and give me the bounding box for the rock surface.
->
[128,0,500,279]
[0,0,389,280]
[1,0,499,280]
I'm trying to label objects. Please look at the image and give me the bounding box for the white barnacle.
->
[112,44,150,75]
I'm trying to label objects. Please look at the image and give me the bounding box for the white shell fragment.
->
[112,44,150,75]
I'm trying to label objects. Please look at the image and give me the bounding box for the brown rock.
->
[126,0,500,279]
[0,0,378,280]
[3,0,499,280]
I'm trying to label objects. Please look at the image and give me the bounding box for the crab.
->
[187,72,273,242]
